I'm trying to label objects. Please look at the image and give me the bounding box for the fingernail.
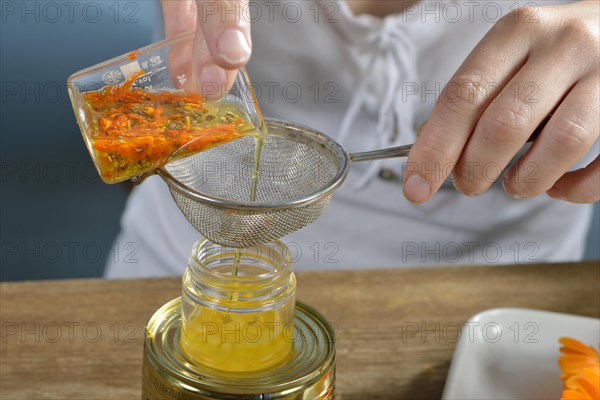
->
[453,182,480,197]
[198,65,226,99]
[547,186,566,201]
[217,29,251,65]
[501,173,524,199]
[404,174,431,204]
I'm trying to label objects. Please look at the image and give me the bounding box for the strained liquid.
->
[231,89,268,277]
[179,85,292,373]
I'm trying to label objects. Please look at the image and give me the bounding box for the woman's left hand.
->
[404,1,599,204]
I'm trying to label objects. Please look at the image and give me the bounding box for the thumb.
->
[195,0,252,70]
[547,156,600,204]
[192,0,250,97]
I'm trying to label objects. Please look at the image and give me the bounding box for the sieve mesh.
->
[160,120,348,248]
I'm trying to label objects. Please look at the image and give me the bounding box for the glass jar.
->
[180,239,296,372]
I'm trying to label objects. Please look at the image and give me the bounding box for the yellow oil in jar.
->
[180,241,296,372]
[180,296,294,372]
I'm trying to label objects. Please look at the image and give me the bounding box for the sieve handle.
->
[348,115,549,163]
[349,143,413,162]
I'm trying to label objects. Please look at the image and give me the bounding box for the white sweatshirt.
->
[105,0,594,278]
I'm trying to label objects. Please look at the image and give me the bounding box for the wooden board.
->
[1,262,599,399]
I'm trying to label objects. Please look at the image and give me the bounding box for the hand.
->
[404,1,599,204]
[161,0,251,98]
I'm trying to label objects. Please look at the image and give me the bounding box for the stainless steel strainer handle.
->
[348,115,548,163]
[349,134,539,162]
[349,144,413,162]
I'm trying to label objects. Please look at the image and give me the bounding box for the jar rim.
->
[188,238,293,287]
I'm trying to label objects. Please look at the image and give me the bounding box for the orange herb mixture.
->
[558,337,600,400]
[127,49,139,60]
[82,71,254,183]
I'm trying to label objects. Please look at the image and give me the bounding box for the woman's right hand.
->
[161,0,251,98]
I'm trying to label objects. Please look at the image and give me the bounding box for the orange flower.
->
[127,49,139,61]
[559,337,600,400]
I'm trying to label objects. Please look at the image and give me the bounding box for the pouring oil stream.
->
[230,69,268,294]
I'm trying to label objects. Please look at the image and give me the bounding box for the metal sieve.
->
[144,118,541,248]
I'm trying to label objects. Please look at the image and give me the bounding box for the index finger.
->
[403,16,530,204]
[162,0,197,38]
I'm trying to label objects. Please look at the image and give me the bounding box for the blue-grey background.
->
[1,1,598,281]
[1,1,162,280]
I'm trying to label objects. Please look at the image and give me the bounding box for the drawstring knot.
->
[337,15,419,188]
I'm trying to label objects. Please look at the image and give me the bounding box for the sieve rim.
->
[157,118,350,211]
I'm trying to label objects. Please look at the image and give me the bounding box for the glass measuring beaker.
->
[67,32,263,184]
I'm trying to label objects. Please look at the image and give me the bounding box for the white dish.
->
[442,308,600,400]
